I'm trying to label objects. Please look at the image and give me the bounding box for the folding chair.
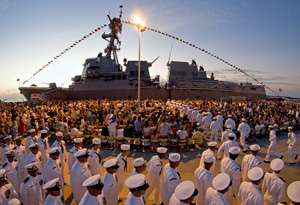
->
[141,139,151,152]
[133,138,141,150]
[124,137,133,146]
[169,139,179,150]
[178,139,187,151]
[107,136,115,148]
[187,138,194,151]
[115,137,124,148]
[159,138,169,147]
[99,135,108,146]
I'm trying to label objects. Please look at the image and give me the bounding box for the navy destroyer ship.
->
[19,7,266,101]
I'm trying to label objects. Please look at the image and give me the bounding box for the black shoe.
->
[264,160,270,163]
[295,154,298,160]
[64,183,67,185]
[118,199,123,203]
[290,162,296,165]
[280,155,283,159]
[243,150,248,153]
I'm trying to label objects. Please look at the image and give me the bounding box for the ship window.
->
[112,75,116,80]
[130,71,135,76]
[117,75,121,80]
[122,75,127,80]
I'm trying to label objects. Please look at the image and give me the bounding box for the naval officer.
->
[68,138,83,172]
[24,143,42,171]
[0,169,18,204]
[287,126,298,164]
[79,174,104,205]
[102,158,119,205]
[43,178,64,205]
[1,136,14,165]
[264,125,283,163]
[124,174,149,205]
[237,118,251,152]
[199,141,217,178]
[51,132,67,176]
[287,181,300,204]
[205,173,230,204]
[36,129,50,170]
[116,144,130,197]
[88,138,102,176]
[217,133,239,159]
[241,144,262,182]
[169,180,198,205]
[25,129,38,157]
[13,136,26,180]
[129,157,146,177]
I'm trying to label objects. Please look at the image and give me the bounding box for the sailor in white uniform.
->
[116,144,130,197]
[25,129,38,157]
[24,143,42,171]
[221,125,237,142]
[161,153,182,205]
[238,167,264,205]
[241,144,262,182]
[68,138,83,172]
[264,125,283,163]
[51,132,67,176]
[70,148,92,204]
[216,111,224,133]
[43,178,64,205]
[1,150,20,195]
[79,174,104,205]
[262,158,286,205]
[202,113,212,138]
[169,180,198,205]
[43,147,64,192]
[88,138,102,176]
[199,142,217,178]
[193,155,213,205]
[220,146,241,204]
[287,126,298,164]
[210,117,219,142]
[129,157,146,177]
[36,130,50,170]
[102,158,119,205]
[225,115,236,130]
[144,147,167,204]
[0,169,18,205]
[20,162,44,205]
[1,136,14,165]
[237,118,251,152]
[287,181,300,204]
[124,174,149,205]
[13,136,26,180]
[205,173,230,205]
[217,133,239,159]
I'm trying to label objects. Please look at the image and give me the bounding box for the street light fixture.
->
[133,15,145,113]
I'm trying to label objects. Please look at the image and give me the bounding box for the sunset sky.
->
[0,0,299,101]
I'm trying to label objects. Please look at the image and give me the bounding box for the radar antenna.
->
[148,56,160,67]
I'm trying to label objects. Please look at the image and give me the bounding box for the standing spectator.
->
[134,116,143,138]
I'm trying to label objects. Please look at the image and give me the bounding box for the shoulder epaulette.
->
[279,177,286,182]
[52,166,57,169]
[169,178,177,181]
[2,163,7,168]
[279,201,287,204]
[14,159,18,162]
[23,177,29,184]
[257,162,262,165]
[234,167,240,171]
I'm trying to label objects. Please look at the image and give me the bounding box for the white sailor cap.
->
[270,158,284,171]
[247,167,264,181]
[273,124,278,127]
[228,115,232,117]
[5,150,15,157]
[288,126,293,130]
[175,181,198,200]
[287,181,300,203]
[203,155,214,163]
[269,125,274,129]
[40,130,47,134]
[125,174,149,190]
[212,173,231,191]
[29,143,39,149]
[74,138,83,143]
[25,162,38,172]
[207,141,217,147]
[82,174,103,189]
[7,198,21,205]
[14,136,22,141]
[4,135,12,140]
[29,129,36,133]
[250,144,260,151]
[103,158,118,168]
[226,125,232,129]
[228,133,235,138]
[74,148,89,158]
[121,144,130,151]
[213,117,217,120]
[196,122,200,126]
[132,157,145,167]
[92,138,101,144]
[229,147,240,155]
[157,147,168,154]
[218,111,221,114]
[43,178,61,190]
[56,132,63,137]
[242,118,246,122]
[48,147,60,155]
[169,153,180,162]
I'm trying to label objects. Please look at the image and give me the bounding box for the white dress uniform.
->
[44,194,64,205]
[1,144,14,164]
[24,151,42,171]
[51,140,67,173]
[205,187,228,205]
[262,172,285,204]
[202,116,212,137]
[225,117,236,130]
[20,173,44,205]
[238,182,264,205]
[169,193,186,205]
[144,156,163,204]
[13,144,26,180]
[241,154,262,182]
[43,177,64,205]
[43,158,63,188]
[193,167,212,205]
[220,157,240,204]
[217,139,239,159]
[217,114,224,133]
[287,130,297,163]
[108,119,117,138]
[68,146,81,172]
[0,183,18,204]
[210,120,219,142]
[124,192,145,205]
[70,161,92,204]
[25,135,38,157]
[221,129,237,142]
[2,159,20,195]
[196,112,203,124]
[79,191,104,205]
[265,130,282,162]
[88,148,102,176]
[129,169,139,177]
[199,149,216,178]
[102,172,118,205]
[36,137,50,169]
[161,163,181,205]
[116,153,127,194]
[237,121,251,151]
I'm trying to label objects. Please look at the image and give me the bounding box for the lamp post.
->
[133,15,144,113]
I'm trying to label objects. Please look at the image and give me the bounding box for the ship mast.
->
[102,5,123,65]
